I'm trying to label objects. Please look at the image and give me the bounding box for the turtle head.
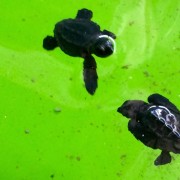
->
[117,100,147,119]
[92,35,115,57]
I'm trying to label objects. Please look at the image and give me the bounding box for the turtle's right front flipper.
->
[83,55,98,95]
[43,36,58,50]
[148,93,180,114]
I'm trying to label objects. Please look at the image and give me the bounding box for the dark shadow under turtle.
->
[43,8,116,95]
[117,93,180,165]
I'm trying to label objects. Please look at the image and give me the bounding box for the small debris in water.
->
[54,107,61,113]
[25,129,30,134]
[121,64,131,69]
[129,21,135,26]
[76,156,81,161]
[90,122,94,126]
[50,174,55,179]
[66,154,74,160]
[31,78,36,83]
[143,71,150,77]
[116,172,121,177]
[120,154,126,160]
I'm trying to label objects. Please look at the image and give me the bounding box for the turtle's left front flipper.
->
[83,55,98,95]
[76,8,93,20]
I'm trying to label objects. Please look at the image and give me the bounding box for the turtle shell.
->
[127,107,180,154]
[147,105,180,138]
[54,19,101,57]
[129,115,180,153]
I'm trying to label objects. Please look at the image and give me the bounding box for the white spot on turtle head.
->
[98,35,116,53]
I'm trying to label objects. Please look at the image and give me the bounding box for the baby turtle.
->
[117,93,180,165]
[43,8,116,95]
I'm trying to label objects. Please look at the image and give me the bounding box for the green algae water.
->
[0,0,180,179]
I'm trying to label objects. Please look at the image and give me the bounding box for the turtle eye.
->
[125,105,131,110]
[94,44,114,57]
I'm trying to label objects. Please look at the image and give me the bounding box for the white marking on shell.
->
[148,105,180,138]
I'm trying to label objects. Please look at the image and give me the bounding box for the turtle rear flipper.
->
[76,8,93,20]
[154,151,171,165]
[43,36,58,50]
[83,55,98,95]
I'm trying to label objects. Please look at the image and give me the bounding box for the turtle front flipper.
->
[103,30,116,39]
[154,151,171,165]
[76,8,93,20]
[83,55,98,95]
[148,93,179,113]
[43,36,58,50]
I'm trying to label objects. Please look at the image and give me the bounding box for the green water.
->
[0,0,180,179]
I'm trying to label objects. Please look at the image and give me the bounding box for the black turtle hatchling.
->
[117,93,180,165]
[43,8,116,95]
